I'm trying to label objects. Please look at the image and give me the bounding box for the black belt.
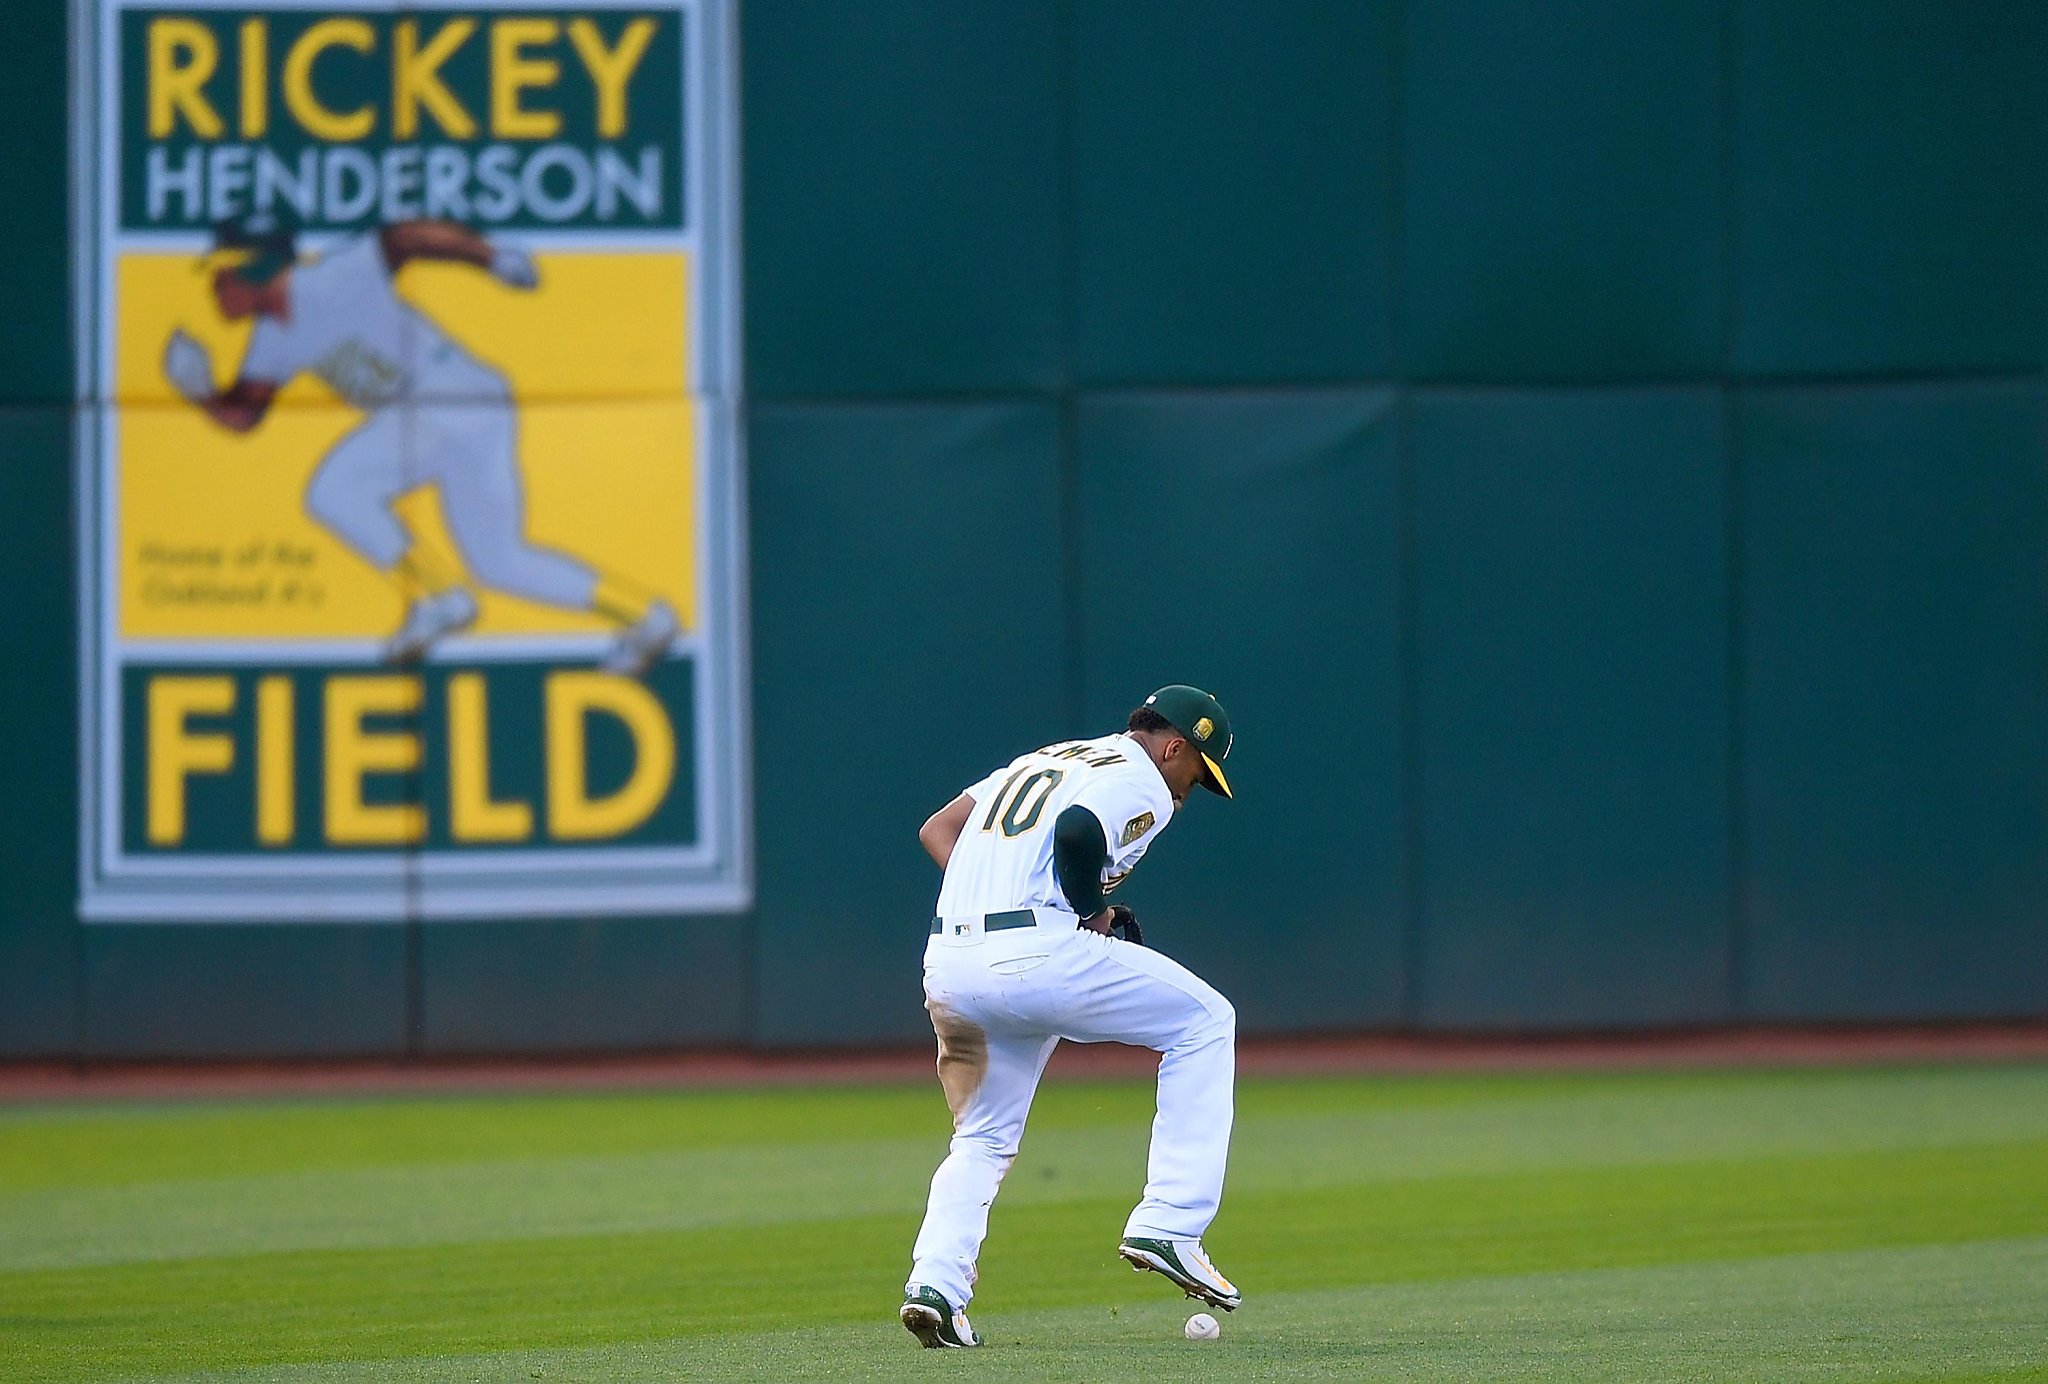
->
[930,909,1036,935]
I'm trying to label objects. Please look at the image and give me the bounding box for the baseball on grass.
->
[1184,1312,1221,1341]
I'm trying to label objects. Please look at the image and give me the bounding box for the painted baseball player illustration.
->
[901,685,1240,1349]
[160,212,679,675]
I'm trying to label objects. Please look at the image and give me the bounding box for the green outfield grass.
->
[3,1061,2045,1382]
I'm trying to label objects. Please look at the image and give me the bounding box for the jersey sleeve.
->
[237,235,389,385]
[235,318,299,386]
[309,235,395,315]
[1072,765,1173,873]
[960,759,1019,806]
[326,232,389,284]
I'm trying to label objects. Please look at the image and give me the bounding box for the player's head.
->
[1128,685,1233,803]
[203,210,299,317]
[209,264,267,319]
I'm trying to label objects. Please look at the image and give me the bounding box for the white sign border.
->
[71,0,753,923]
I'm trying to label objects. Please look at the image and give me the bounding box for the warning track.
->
[3,1022,2045,1104]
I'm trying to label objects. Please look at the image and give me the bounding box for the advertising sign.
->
[74,0,749,920]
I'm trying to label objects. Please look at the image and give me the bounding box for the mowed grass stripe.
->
[110,1238,2048,1384]
[0,1085,960,1190]
[8,1064,2041,1190]
[4,1139,2043,1380]
[8,1065,2046,1272]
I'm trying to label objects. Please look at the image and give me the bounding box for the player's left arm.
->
[1053,806,1112,929]
[918,793,975,869]
[377,220,538,289]
[1062,769,1169,937]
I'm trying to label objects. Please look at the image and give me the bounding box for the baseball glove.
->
[1105,904,1143,946]
[162,328,215,403]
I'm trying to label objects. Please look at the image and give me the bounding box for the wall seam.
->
[67,0,90,1062]
[70,404,90,1062]
[1395,393,1423,1030]
[746,365,2044,414]
[1720,0,1750,1023]
[1054,0,1084,732]
[1723,387,1748,1023]
[1386,0,1423,1027]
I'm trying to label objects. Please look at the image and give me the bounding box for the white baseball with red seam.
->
[1184,1312,1220,1341]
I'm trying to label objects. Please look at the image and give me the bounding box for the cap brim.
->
[1200,753,1232,799]
[198,247,290,284]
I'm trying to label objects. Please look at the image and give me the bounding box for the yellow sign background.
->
[114,248,696,640]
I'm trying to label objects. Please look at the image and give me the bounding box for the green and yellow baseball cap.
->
[202,210,300,285]
[1143,684,1234,798]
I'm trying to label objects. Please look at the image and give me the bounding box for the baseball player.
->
[900,685,1240,1349]
[160,212,679,676]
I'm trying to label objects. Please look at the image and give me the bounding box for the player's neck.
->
[1126,729,1170,775]
[261,276,293,322]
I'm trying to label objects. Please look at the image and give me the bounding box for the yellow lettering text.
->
[491,18,562,139]
[148,18,224,139]
[449,673,533,843]
[239,18,268,138]
[283,17,376,141]
[324,675,425,845]
[394,17,477,140]
[545,671,673,840]
[566,17,657,139]
[255,675,294,845]
[147,676,235,846]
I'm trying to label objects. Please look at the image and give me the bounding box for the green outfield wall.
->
[3,0,2044,1057]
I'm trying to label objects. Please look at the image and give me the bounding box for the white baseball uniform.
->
[906,732,1237,1311]
[237,234,599,610]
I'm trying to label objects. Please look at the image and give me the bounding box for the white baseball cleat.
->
[1118,1236,1242,1312]
[601,598,680,677]
[382,586,478,664]
[900,1284,981,1348]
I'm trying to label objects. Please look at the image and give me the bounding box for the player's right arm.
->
[919,792,976,869]
[379,220,537,288]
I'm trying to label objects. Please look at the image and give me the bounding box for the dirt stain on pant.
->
[927,1001,988,1124]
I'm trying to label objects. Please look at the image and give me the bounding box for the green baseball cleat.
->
[900,1284,982,1348]
[1117,1236,1242,1312]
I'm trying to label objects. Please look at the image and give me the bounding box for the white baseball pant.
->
[303,402,599,609]
[907,908,1236,1310]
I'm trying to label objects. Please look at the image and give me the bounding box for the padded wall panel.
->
[1076,389,1404,1030]
[742,0,1062,398]
[1739,382,2048,1018]
[1411,387,1732,1028]
[1402,0,1725,381]
[748,401,1065,1045]
[1071,1,1395,386]
[1734,0,2048,374]
[0,408,79,1055]
[0,3,69,403]
[0,0,77,1048]
[81,925,409,1058]
[418,916,752,1052]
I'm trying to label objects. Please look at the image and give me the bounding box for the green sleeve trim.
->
[1052,804,1109,919]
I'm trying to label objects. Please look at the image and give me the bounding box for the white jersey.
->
[238,234,506,409]
[935,733,1175,919]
